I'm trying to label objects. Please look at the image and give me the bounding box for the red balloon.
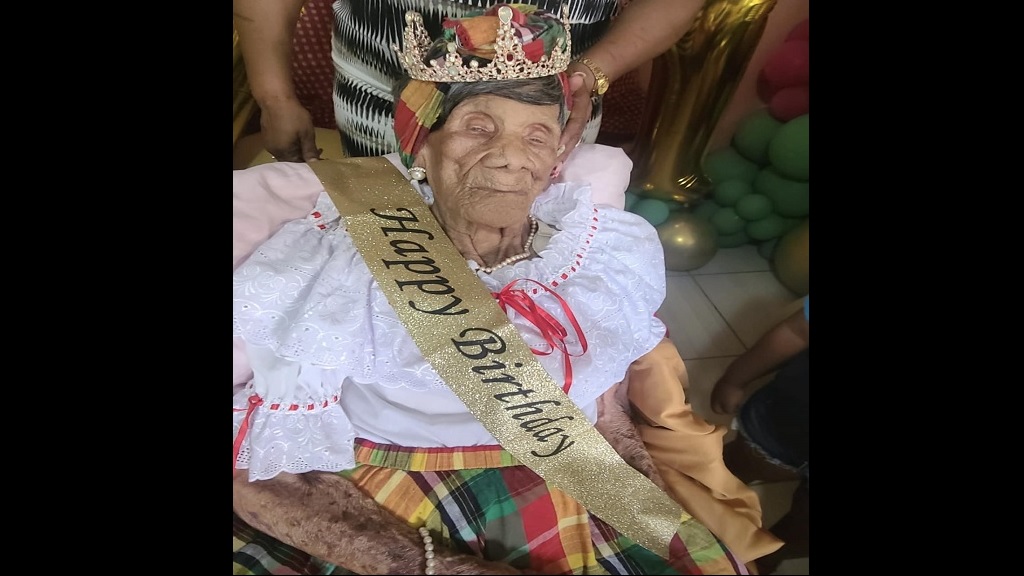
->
[761,40,809,90]
[768,86,809,122]
[786,19,809,42]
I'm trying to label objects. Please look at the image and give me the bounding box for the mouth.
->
[468,185,527,194]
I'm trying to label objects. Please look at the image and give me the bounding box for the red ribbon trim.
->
[232,394,263,472]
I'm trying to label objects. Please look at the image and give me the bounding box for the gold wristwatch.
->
[576,57,609,96]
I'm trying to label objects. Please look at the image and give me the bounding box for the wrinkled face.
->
[416,95,562,229]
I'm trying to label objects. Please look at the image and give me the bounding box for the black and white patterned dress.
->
[330,0,620,157]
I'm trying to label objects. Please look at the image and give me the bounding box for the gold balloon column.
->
[630,0,777,205]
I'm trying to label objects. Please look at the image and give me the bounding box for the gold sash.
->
[310,157,717,559]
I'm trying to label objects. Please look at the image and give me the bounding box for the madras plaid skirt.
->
[233,439,745,575]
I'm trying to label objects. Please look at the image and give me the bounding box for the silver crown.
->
[394,4,572,83]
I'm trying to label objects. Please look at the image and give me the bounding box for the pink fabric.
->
[232,163,324,271]
[555,145,630,210]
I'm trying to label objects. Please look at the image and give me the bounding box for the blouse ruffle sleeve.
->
[233,166,368,480]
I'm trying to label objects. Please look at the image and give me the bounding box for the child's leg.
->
[725,379,809,574]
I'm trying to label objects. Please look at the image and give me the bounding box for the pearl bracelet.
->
[418,526,437,575]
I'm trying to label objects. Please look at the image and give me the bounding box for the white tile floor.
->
[657,244,808,575]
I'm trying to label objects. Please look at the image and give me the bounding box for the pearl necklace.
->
[478,216,539,273]
[418,526,437,575]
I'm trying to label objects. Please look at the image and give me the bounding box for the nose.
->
[481,133,531,171]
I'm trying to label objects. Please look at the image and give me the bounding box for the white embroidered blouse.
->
[232,153,668,481]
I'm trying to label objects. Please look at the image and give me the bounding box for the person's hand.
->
[557,67,595,165]
[258,97,322,163]
[710,379,747,415]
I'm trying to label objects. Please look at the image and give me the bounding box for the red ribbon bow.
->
[492,279,588,393]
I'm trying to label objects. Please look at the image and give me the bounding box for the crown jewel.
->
[394,4,572,83]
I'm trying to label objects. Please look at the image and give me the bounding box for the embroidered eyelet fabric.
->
[233,161,667,480]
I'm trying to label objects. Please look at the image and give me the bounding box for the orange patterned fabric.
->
[627,338,785,564]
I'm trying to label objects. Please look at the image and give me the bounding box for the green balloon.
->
[735,193,774,221]
[733,108,783,165]
[691,199,721,221]
[632,198,671,227]
[753,167,809,218]
[703,146,761,185]
[768,114,809,181]
[710,206,746,235]
[712,180,753,207]
[745,213,786,241]
[716,229,750,248]
[712,180,752,207]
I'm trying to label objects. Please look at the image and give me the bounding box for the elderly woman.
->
[233,4,779,575]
